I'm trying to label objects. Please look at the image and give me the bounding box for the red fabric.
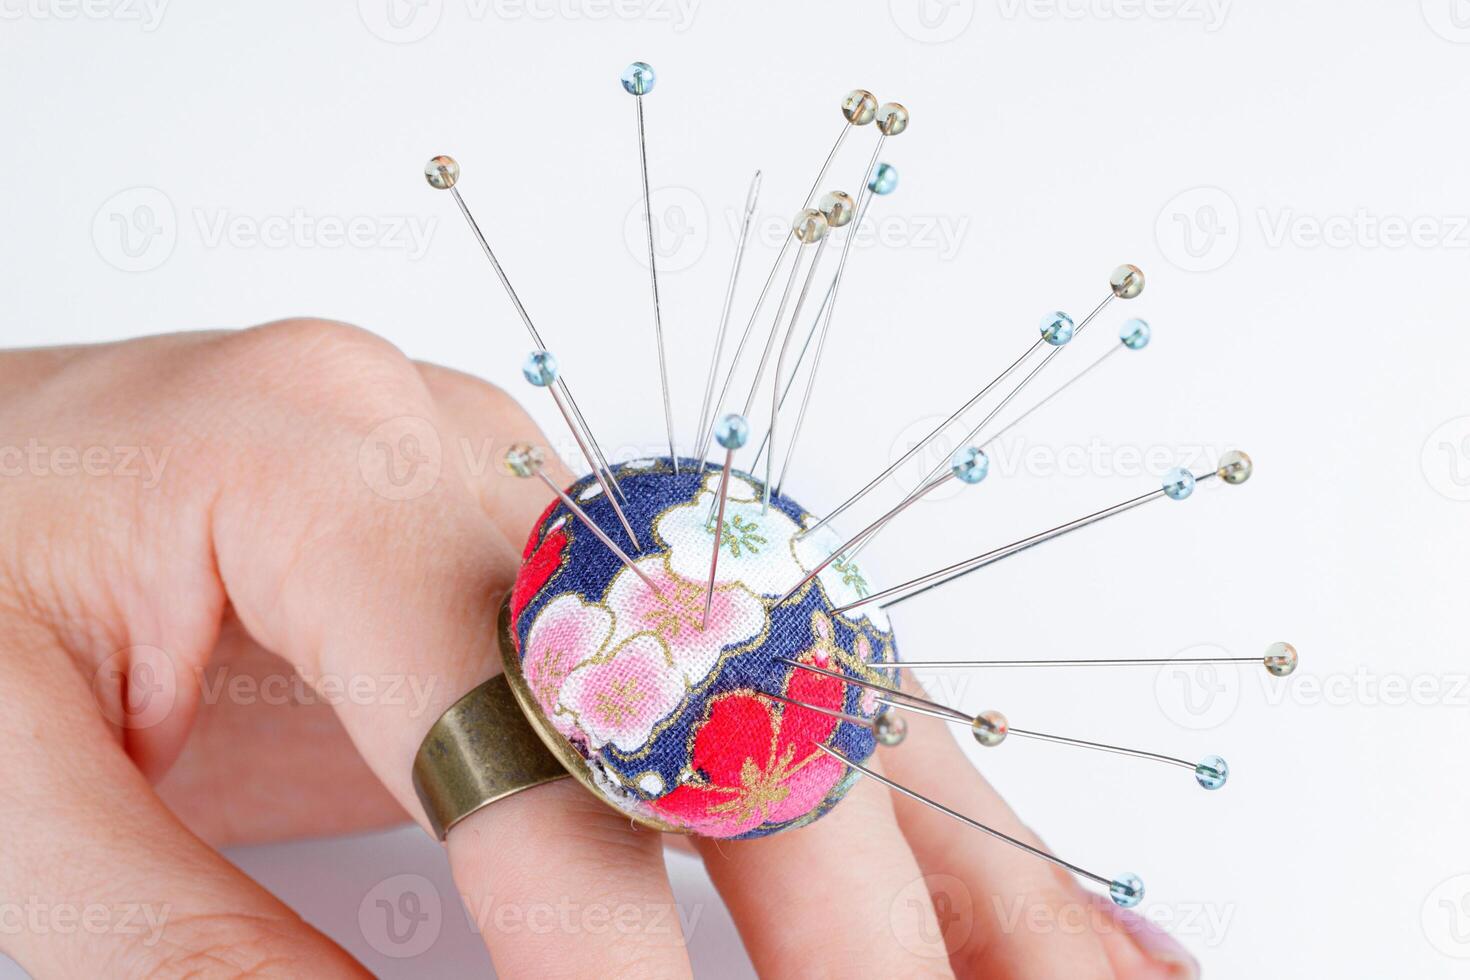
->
[511,521,568,628]
[651,653,843,834]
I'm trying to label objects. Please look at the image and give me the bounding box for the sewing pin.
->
[522,350,642,549]
[425,154,628,505]
[693,171,762,466]
[502,443,667,602]
[621,63,679,473]
[834,452,1251,614]
[703,414,749,629]
[816,744,1144,907]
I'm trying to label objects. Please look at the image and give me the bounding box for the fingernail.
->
[1110,905,1200,979]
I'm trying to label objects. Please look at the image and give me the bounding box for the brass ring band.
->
[412,656,570,841]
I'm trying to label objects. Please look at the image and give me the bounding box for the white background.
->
[3,0,1469,976]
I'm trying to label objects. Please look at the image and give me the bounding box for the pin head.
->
[1264,641,1298,677]
[503,443,546,478]
[714,413,749,450]
[425,155,460,190]
[792,208,830,244]
[522,350,559,387]
[874,710,908,746]
[971,709,1008,747]
[1162,467,1196,500]
[1110,264,1145,300]
[818,190,856,229]
[1217,449,1253,485]
[950,446,990,485]
[1119,318,1151,350]
[874,102,909,136]
[1040,311,1076,346]
[1194,755,1229,790]
[620,61,656,96]
[868,162,899,196]
[841,89,878,125]
[1109,874,1145,908]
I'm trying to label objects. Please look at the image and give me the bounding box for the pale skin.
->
[0,319,1199,978]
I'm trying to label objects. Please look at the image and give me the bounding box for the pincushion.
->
[503,456,899,839]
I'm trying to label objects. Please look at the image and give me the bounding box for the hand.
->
[0,320,1196,978]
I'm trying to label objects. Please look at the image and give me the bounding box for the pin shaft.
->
[694,172,762,462]
[766,235,831,511]
[876,656,1262,669]
[447,185,626,503]
[774,138,885,497]
[779,471,955,604]
[758,689,875,730]
[834,472,1216,614]
[702,450,735,629]
[546,385,642,549]
[695,120,855,468]
[534,470,665,600]
[633,94,679,473]
[890,291,1118,514]
[802,339,1045,539]
[816,745,1114,889]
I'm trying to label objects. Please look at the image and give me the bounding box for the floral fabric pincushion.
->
[506,456,898,839]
